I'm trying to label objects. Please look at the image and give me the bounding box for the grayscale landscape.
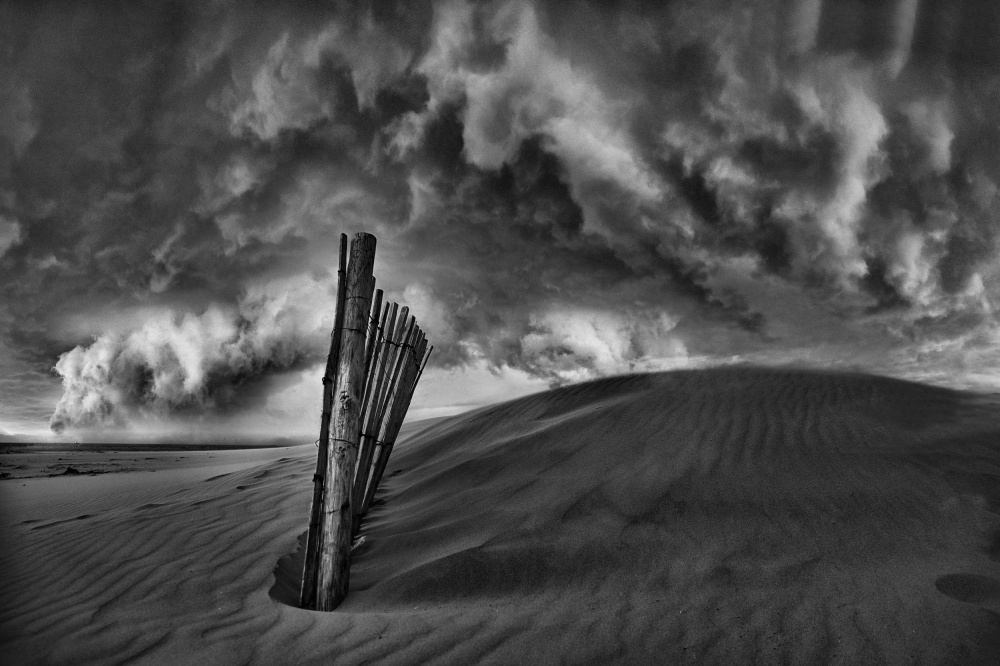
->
[2,1,1000,663]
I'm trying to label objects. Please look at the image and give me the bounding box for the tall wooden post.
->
[315,232,377,611]
[299,233,347,609]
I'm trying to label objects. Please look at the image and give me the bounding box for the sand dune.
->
[2,367,1000,664]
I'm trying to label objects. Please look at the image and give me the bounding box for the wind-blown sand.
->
[2,368,1000,664]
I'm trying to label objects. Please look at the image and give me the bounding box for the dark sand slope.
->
[3,368,1000,664]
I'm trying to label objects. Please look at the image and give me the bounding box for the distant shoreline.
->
[0,441,307,453]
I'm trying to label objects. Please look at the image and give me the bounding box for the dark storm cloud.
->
[1,0,1000,435]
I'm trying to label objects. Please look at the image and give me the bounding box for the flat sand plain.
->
[2,367,1000,664]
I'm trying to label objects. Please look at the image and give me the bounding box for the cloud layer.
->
[49,276,333,431]
[2,0,1000,435]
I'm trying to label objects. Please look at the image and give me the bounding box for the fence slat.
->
[360,298,390,418]
[364,340,431,513]
[353,307,401,517]
[361,289,385,397]
[361,334,427,515]
[356,299,390,479]
[357,321,413,514]
[354,314,416,509]
[355,304,399,486]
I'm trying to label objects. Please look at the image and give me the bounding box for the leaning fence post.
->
[315,232,376,611]
[299,233,347,609]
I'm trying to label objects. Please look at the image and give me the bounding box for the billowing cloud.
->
[2,0,1000,438]
[520,308,689,384]
[50,275,335,432]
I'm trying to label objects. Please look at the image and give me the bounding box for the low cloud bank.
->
[50,281,332,431]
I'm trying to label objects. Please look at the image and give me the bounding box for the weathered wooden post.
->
[315,232,377,611]
[299,233,347,609]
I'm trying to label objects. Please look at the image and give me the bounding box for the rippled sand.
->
[2,368,999,664]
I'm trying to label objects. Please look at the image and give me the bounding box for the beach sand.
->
[2,367,999,664]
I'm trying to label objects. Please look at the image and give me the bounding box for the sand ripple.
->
[2,368,1000,664]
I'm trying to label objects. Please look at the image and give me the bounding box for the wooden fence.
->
[300,232,432,611]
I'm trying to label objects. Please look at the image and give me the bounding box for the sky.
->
[2,0,1000,442]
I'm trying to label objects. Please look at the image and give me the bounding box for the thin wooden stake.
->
[369,305,401,419]
[362,289,384,385]
[361,335,427,515]
[374,317,417,442]
[300,233,348,609]
[358,298,389,432]
[378,308,410,415]
[371,336,427,485]
[363,341,431,514]
[315,232,377,611]
[416,346,433,385]
[367,308,410,465]
[354,303,394,511]
[355,304,398,488]
[353,314,415,510]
